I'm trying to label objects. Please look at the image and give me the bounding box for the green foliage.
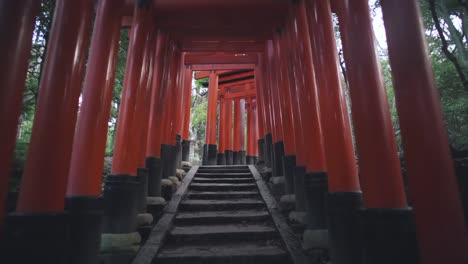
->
[190,77,209,161]
[105,30,129,156]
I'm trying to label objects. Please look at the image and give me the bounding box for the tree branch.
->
[429,0,468,91]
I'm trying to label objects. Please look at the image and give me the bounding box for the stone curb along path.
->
[132,165,307,264]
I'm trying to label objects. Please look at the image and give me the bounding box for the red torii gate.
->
[0,1,466,264]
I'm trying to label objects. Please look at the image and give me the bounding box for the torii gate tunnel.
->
[0,0,467,264]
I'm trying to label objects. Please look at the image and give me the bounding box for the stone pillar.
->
[0,0,40,225]
[382,0,468,262]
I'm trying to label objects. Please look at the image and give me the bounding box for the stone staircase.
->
[155,165,293,264]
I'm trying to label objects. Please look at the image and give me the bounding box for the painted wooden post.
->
[112,2,152,176]
[0,0,40,224]
[136,29,156,168]
[295,1,327,174]
[225,99,234,165]
[381,0,468,262]
[306,0,363,262]
[67,0,124,197]
[182,67,193,162]
[203,71,219,165]
[254,56,266,163]
[334,0,406,210]
[217,94,227,164]
[335,0,417,263]
[233,98,245,165]
[146,31,168,158]
[7,1,93,262]
[274,33,297,193]
[17,0,94,213]
[259,53,274,168]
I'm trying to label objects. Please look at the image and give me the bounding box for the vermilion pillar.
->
[203,71,219,165]
[175,52,186,138]
[233,99,241,152]
[181,67,193,162]
[254,54,267,163]
[335,0,416,263]
[179,66,192,139]
[285,17,306,169]
[246,99,253,157]
[112,2,152,176]
[182,68,193,142]
[306,0,363,262]
[252,105,260,156]
[233,98,245,165]
[275,33,296,157]
[67,0,124,197]
[205,71,219,145]
[266,40,284,144]
[217,95,227,164]
[146,31,168,158]
[259,54,274,167]
[136,30,156,168]
[382,1,468,262]
[17,0,94,213]
[335,0,406,209]
[0,0,40,223]
[225,99,234,165]
[307,0,360,193]
[295,1,327,174]
[162,48,181,145]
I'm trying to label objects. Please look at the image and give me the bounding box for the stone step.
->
[168,224,278,243]
[194,172,253,178]
[192,177,255,184]
[157,241,290,264]
[197,169,251,174]
[187,191,260,200]
[174,210,271,225]
[190,183,257,192]
[199,165,249,169]
[179,199,265,211]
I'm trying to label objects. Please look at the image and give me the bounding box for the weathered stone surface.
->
[161,179,173,187]
[157,242,289,264]
[168,176,181,188]
[303,229,329,250]
[289,211,308,225]
[147,196,166,205]
[279,194,296,213]
[176,169,186,180]
[270,176,286,201]
[137,213,154,227]
[100,232,141,253]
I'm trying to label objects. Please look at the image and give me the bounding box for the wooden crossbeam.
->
[191,64,255,71]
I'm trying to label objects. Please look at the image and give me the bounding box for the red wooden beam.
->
[180,40,265,52]
[191,64,255,71]
[219,71,254,83]
[223,90,257,100]
[184,53,258,65]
